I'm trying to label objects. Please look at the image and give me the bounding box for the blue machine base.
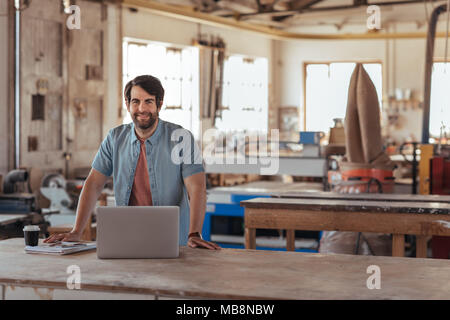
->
[204,192,321,253]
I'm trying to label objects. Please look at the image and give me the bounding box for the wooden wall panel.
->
[20,11,65,170]
[25,94,62,152]
[19,0,109,177]
[22,17,62,77]
[70,29,103,80]
[74,99,103,151]
[67,0,106,176]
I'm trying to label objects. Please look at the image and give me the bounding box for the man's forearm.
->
[188,189,206,234]
[72,179,104,234]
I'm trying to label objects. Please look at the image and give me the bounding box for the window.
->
[122,39,199,137]
[304,62,382,132]
[430,62,450,138]
[215,55,268,133]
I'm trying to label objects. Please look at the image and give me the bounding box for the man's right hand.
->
[43,231,82,243]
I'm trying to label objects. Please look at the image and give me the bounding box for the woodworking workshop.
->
[0,0,450,302]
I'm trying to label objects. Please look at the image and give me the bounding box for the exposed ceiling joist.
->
[122,0,450,40]
[288,0,324,11]
[221,0,443,19]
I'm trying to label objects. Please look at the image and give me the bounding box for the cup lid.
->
[23,225,40,232]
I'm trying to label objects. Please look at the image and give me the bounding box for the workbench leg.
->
[286,230,295,251]
[1,285,5,300]
[392,234,405,257]
[245,228,256,250]
[416,236,429,258]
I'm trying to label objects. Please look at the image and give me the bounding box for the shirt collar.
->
[130,118,163,145]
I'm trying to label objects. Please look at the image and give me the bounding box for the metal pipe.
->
[14,8,20,169]
[422,4,447,144]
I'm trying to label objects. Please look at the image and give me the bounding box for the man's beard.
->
[132,110,159,130]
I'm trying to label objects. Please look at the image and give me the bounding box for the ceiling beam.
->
[122,0,449,40]
[221,0,443,18]
[288,0,324,11]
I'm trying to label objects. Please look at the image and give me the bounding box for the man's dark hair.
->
[124,75,165,108]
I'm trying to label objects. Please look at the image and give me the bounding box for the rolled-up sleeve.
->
[181,131,205,179]
[92,130,113,177]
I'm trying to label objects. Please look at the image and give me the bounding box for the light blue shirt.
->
[91,119,205,245]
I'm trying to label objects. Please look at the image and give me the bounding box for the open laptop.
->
[96,206,179,259]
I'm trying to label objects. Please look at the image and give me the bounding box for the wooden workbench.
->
[0,215,28,226]
[0,238,449,300]
[209,181,324,196]
[241,198,450,257]
[275,191,450,203]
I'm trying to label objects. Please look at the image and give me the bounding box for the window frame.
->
[217,53,269,133]
[122,37,199,134]
[429,59,450,138]
[302,60,384,131]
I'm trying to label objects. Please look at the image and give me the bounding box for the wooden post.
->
[245,228,256,250]
[416,236,429,258]
[392,234,405,257]
[286,230,295,251]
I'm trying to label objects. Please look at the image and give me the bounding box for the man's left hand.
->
[188,235,221,250]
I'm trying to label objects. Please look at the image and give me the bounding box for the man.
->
[45,75,220,250]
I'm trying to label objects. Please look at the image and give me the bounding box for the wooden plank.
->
[241,197,450,215]
[244,227,256,249]
[419,145,434,195]
[1,238,450,299]
[286,229,295,251]
[74,98,103,151]
[276,191,450,203]
[210,181,324,195]
[244,208,450,237]
[392,234,405,257]
[0,215,27,226]
[19,7,66,170]
[416,235,429,258]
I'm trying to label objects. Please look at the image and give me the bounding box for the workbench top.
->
[209,181,324,196]
[276,191,450,203]
[0,214,29,226]
[1,238,449,299]
[241,197,450,215]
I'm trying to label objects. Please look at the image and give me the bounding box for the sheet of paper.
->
[24,242,96,255]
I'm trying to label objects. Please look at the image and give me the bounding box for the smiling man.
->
[45,75,220,250]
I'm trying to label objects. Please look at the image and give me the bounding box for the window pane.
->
[305,62,382,133]
[122,40,199,134]
[305,64,330,132]
[216,55,268,133]
[430,62,450,138]
[363,63,383,109]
